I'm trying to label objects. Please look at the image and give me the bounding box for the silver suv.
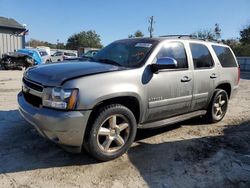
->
[18,36,240,161]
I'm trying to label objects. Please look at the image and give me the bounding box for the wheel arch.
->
[215,82,232,99]
[83,95,142,142]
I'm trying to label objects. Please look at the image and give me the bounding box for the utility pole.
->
[148,16,155,38]
[57,39,59,50]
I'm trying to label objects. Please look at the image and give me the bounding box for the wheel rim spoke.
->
[109,116,117,128]
[97,114,130,153]
[214,103,219,108]
[215,108,220,116]
[220,100,225,106]
[218,95,222,104]
[115,135,125,146]
[102,137,113,151]
[98,127,111,136]
[219,108,223,115]
[118,123,129,131]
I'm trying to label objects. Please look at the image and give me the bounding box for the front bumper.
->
[18,92,92,153]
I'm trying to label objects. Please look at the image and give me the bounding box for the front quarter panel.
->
[63,68,146,119]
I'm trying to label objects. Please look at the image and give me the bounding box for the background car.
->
[38,50,50,63]
[50,51,77,62]
[79,50,99,61]
[17,49,43,65]
[0,52,34,70]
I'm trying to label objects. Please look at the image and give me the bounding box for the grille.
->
[23,92,42,107]
[23,78,43,92]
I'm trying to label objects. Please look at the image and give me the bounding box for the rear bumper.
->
[231,85,239,99]
[18,92,92,153]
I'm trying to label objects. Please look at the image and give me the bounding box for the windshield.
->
[39,51,48,56]
[92,39,157,67]
[83,50,98,57]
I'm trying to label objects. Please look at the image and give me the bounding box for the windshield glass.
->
[92,39,157,67]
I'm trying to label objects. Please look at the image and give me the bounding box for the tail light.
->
[62,55,66,60]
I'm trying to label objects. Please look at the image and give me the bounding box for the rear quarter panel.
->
[208,44,239,98]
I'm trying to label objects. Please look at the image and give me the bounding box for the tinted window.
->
[190,43,213,68]
[64,52,76,56]
[157,42,188,68]
[212,45,237,67]
[54,52,63,56]
[39,51,48,56]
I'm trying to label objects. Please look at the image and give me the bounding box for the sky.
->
[0,0,249,46]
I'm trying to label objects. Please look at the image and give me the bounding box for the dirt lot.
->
[0,71,250,188]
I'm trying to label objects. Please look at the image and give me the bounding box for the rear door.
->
[188,42,218,111]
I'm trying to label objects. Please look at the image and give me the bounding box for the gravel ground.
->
[0,71,250,188]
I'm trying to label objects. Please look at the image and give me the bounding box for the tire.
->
[205,89,228,123]
[0,64,6,70]
[86,104,137,161]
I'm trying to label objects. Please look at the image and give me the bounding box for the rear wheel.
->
[86,104,137,161]
[206,89,228,123]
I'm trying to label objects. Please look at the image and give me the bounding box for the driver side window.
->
[157,42,188,69]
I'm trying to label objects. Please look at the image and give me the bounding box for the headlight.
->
[42,87,78,110]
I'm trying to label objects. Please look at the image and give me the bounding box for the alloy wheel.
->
[97,115,130,153]
[213,93,227,119]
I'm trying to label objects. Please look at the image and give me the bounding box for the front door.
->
[145,41,193,122]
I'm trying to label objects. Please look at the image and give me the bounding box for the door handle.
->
[181,76,192,82]
[210,73,217,79]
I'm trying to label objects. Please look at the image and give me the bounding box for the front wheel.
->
[206,89,228,123]
[86,104,137,161]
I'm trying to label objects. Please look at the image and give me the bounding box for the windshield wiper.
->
[92,58,121,66]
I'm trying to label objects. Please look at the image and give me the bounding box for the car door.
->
[188,42,218,111]
[145,41,193,122]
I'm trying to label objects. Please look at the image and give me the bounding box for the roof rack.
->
[159,34,197,39]
[159,35,221,43]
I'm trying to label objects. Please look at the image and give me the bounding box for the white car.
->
[50,51,77,62]
[38,50,50,63]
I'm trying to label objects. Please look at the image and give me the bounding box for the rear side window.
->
[157,42,188,68]
[212,45,237,67]
[65,52,76,56]
[54,52,63,56]
[190,43,214,69]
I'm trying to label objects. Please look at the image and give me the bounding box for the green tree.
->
[25,39,65,49]
[230,24,250,56]
[66,30,102,50]
[128,30,144,38]
[192,29,216,40]
[239,24,250,45]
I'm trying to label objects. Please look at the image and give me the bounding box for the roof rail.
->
[159,35,198,39]
[159,34,221,43]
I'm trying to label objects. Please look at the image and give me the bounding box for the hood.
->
[24,61,126,86]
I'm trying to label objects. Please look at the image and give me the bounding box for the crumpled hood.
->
[24,61,126,86]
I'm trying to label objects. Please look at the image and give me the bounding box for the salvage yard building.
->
[0,16,26,58]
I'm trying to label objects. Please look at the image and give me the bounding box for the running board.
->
[138,110,207,129]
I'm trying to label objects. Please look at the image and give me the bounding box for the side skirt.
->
[138,110,207,129]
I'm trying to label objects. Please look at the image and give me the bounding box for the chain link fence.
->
[237,57,250,72]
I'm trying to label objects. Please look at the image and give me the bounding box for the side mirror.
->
[151,57,177,73]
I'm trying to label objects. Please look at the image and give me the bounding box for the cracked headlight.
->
[42,87,78,110]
